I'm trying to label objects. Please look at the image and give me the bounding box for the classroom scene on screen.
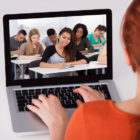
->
[10,14,107,80]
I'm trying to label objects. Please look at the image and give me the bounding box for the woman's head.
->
[94,25,107,37]
[122,0,140,72]
[58,27,76,62]
[28,29,40,44]
[73,23,88,39]
[27,29,41,54]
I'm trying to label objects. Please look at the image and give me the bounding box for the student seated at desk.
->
[10,29,27,55]
[40,27,89,72]
[87,25,107,52]
[73,23,94,54]
[10,29,27,80]
[42,28,58,47]
[18,28,45,60]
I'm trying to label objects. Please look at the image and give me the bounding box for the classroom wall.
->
[9,15,106,40]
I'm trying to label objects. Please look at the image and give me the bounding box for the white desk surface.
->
[29,61,107,75]
[10,52,98,65]
[83,52,99,58]
[11,58,41,65]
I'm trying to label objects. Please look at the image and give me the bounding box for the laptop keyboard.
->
[14,84,111,112]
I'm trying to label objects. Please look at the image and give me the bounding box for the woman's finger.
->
[80,85,96,93]
[73,87,90,101]
[38,94,48,102]
[80,85,101,97]
[32,99,43,108]
[38,94,49,107]
[76,99,83,107]
[99,91,105,98]
[48,94,60,101]
[27,105,40,115]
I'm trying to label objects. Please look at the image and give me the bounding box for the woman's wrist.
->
[70,62,75,65]
[66,62,74,66]
[49,119,69,140]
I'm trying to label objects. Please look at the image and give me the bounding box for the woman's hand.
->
[98,55,107,65]
[73,85,105,106]
[34,54,41,59]
[27,94,69,140]
[97,44,107,65]
[56,63,67,69]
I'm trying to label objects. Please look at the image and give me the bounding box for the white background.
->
[0,0,135,140]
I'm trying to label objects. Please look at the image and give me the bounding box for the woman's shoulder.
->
[77,100,114,116]
[82,100,113,109]
[20,42,28,49]
[87,33,93,37]
[45,45,55,50]
[43,45,56,54]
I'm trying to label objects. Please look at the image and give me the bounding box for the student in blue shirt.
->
[87,25,107,52]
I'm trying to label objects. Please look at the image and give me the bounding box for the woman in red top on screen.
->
[27,0,140,139]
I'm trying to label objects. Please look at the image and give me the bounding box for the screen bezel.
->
[3,9,112,87]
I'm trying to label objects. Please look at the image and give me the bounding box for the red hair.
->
[122,1,140,140]
[122,0,140,72]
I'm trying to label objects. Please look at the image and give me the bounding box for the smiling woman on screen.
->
[40,27,89,69]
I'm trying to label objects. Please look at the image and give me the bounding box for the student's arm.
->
[18,43,40,60]
[66,59,87,66]
[18,54,40,60]
[100,36,105,43]
[100,35,106,46]
[97,44,107,65]
[80,50,89,54]
[40,62,66,69]
[66,50,89,66]
[92,43,102,47]
[10,50,18,55]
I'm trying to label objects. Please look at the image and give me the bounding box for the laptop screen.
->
[3,9,112,86]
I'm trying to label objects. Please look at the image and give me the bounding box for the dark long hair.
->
[73,23,88,38]
[59,27,76,62]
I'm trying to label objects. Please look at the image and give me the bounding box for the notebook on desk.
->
[3,9,120,135]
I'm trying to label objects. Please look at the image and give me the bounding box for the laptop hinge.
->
[21,80,99,88]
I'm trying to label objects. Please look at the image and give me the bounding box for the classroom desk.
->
[29,61,107,79]
[94,46,104,50]
[11,58,41,80]
[83,52,99,58]
[10,52,99,80]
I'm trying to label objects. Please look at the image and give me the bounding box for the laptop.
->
[3,9,120,135]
